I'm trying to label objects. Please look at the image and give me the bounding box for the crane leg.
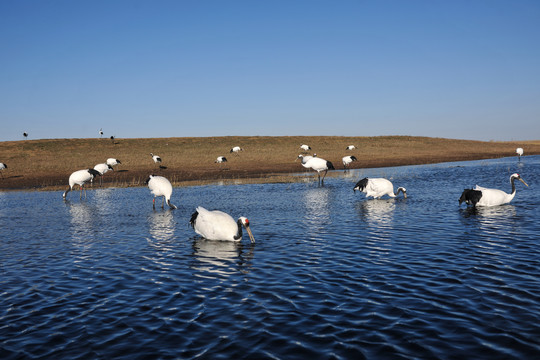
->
[153,198,156,210]
[162,197,165,209]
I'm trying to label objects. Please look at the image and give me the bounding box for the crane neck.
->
[234,220,243,240]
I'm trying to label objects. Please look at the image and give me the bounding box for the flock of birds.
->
[1,139,530,243]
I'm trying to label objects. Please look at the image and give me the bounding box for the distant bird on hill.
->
[63,168,101,200]
[0,163,7,178]
[150,153,162,165]
[99,128,104,138]
[23,132,28,139]
[230,146,243,154]
[106,158,121,167]
[354,178,407,199]
[215,156,227,163]
[459,173,528,207]
[300,144,311,152]
[346,145,356,150]
[516,147,524,161]
[190,206,255,242]
[342,155,358,169]
[146,175,177,209]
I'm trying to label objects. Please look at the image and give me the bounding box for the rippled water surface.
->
[2,156,540,359]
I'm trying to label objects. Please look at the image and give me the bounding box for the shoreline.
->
[1,136,539,191]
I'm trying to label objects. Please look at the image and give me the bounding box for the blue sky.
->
[1,0,539,142]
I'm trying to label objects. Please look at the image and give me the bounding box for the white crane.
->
[215,156,227,163]
[296,154,314,165]
[146,175,177,209]
[99,128,104,138]
[63,168,101,200]
[353,178,407,199]
[346,145,356,150]
[150,153,162,165]
[300,144,311,152]
[516,147,524,161]
[342,155,358,169]
[0,163,7,178]
[93,163,114,186]
[230,146,243,154]
[189,206,255,242]
[298,155,335,185]
[459,173,528,207]
[106,158,121,167]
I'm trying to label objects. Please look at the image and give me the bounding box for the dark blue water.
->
[1,156,539,359]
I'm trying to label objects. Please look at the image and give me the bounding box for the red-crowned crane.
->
[0,163,7,178]
[459,173,528,207]
[516,148,524,161]
[190,206,255,243]
[342,155,358,169]
[354,178,407,199]
[300,144,311,153]
[298,155,335,185]
[230,146,243,155]
[63,168,101,200]
[146,175,177,209]
[215,156,227,163]
[93,163,114,186]
[106,158,121,167]
[99,128,104,138]
[346,145,356,150]
[150,153,162,165]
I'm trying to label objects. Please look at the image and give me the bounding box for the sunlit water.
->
[1,156,539,359]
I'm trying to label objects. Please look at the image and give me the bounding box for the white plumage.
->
[0,162,7,178]
[215,156,227,163]
[342,155,358,169]
[190,206,255,242]
[146,175,177,209]
[99,128,104,138]
[150,153,162,164]
[300,144,311,152]
[298,155,335,184]
[353,178,407,199]
[516,147,524,161]
[93,163,114,186]
[230,146,243,154]
[106,158,121,167]
[459,173,528,207]
[346,145,356,150]
[63,168,101,199]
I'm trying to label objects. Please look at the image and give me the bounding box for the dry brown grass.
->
[1,136,539,191]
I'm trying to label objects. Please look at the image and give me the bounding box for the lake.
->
[1,156,539,359]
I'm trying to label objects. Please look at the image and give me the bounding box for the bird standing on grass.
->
[215,156,227,164]
[346,145,356,150]
[146,175,177,209]
[63,169,101,200]
[230,146,243,155]
[0,163,7,178]
[99,128,104,138]
[300,144,311,153]
[354,178,407,199]
[151,153,162,165]
[190,206,255,242]
[106,158,121,169]
[459,173,528,207]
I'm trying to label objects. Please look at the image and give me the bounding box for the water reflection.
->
[148,210,176,242]
[191,239,254,275]
[67,202,96,257]
[356,199,396,225]
[302,187,330,236]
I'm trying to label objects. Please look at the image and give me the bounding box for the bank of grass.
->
[1,136,539,191]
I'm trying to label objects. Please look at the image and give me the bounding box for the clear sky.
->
[1,0,539,142]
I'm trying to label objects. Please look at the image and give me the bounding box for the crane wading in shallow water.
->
[146,175,177,209]
[342,155,358,169]
[93,163,114,186]
[516,148,524,161]
[459,173,528,207]
[297,155,335,185]
[63,169,101,200]
[353,178,407,199]
[190,206,255,242]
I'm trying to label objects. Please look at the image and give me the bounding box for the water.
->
[1,156,539,359]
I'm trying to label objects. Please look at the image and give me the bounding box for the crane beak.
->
[519,178,529,187]
[245,225,255,243]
